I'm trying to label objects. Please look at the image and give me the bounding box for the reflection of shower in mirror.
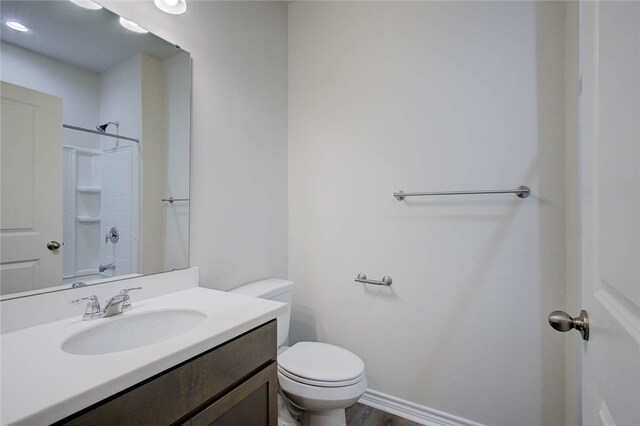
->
[105,226,120,244]
[98,263,115,273]
[61,137,139,285]
[0,0,191,297]
[97,121,123,150]
[96,121,119,133]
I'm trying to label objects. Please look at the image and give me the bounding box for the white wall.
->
[99,54,142,144]
[162,51,191,270]
[99,1,288,290]
[0,41,100,150]
[288,2,566,425]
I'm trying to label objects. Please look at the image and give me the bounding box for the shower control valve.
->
[105,226,120,244]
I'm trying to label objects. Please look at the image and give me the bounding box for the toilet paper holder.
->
[355,273,392,286]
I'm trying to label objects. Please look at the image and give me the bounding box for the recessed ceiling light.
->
[68,0,103,10]
[119,17,148,34]
[5,21,31,33]
[154,0,186,15]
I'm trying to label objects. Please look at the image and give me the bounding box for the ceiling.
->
[0,1,183,73]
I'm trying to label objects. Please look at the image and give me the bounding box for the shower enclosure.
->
[62,127,139,285]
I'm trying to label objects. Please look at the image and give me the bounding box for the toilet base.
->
[302,408,346,426]
[278,393,301,426]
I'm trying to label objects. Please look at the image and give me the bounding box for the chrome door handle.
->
[548,309,589,341]
[47,240,61,251]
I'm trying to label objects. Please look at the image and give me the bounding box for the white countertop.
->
[1,287,286,425]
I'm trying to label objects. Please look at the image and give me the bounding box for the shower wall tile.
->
[101,146,136,277]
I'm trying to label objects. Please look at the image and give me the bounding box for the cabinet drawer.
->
[58,320,277,426]
[184,361,277,426]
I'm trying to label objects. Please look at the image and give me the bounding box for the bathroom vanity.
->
[0,276,286,426]
[58,321,278,426]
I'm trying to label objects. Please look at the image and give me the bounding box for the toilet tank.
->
[230,279,293,348]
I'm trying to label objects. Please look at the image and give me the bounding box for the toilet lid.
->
[277,342,365,384]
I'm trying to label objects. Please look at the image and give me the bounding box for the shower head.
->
[96,121,119,133]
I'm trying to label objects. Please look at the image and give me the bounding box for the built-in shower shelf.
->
[76,186,101,193]
[76,216,101,223]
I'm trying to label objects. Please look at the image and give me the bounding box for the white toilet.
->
[231,279,367,426]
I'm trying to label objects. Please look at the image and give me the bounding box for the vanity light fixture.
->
[5,21,31,33]
[119,17,148,34]
[154,0,187,15]
[68,0,103,10]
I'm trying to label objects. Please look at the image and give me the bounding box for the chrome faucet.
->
[99,263,115,273]
[102,287,142,317]
[69,287,142,320]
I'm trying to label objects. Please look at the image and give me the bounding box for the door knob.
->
[47,240,61,251]
[548,309,589,341]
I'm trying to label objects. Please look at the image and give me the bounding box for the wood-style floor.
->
[345,403,422,426]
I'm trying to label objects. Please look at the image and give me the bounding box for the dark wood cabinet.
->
[185,362,277,426]
[57,320,277,426]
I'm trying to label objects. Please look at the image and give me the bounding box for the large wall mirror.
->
[0,1,191,299]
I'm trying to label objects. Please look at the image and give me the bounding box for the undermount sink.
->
[62,309,208,355]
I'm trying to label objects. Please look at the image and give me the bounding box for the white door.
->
[579,2,640,425]
[0,81,63,295]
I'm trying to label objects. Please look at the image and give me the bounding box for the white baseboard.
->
[358,389,484,426]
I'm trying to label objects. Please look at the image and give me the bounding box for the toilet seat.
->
[278,365,366,387]
[278,342,365,387]
[278,369,368,413]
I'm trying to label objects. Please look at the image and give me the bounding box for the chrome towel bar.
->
[355,273,392,286]
[162,197,189,204]
[63,124,140,143]
[394,185,530,201]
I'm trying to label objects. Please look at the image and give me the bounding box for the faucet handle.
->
[120,287,142,311]
[69,295,102,320]
[69,295,98,305]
